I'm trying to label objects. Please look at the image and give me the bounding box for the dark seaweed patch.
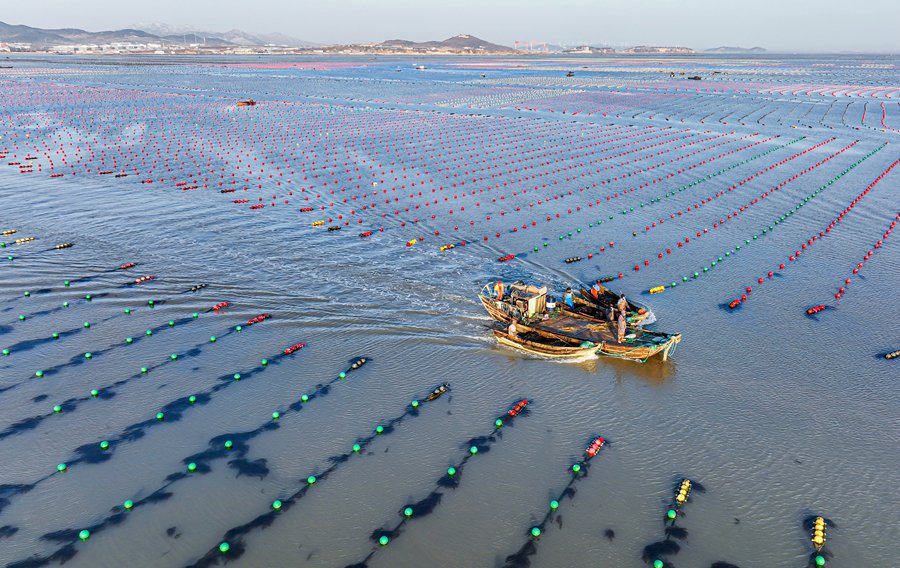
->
[229,458,269,480]
[642,540,681,562]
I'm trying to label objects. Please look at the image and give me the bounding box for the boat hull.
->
[492,330,596,358]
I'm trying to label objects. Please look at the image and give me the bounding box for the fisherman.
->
[508,320,518,338]
[617,308,627,343]
[563,287,575,308]
[616,294,628,313]
[590,279,603,300]
[494,280,505,301]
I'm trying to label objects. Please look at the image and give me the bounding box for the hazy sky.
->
[4,0,898,52]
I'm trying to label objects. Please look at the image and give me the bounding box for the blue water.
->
[0,53,898,568]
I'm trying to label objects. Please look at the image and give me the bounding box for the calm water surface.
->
[0,54,898,568]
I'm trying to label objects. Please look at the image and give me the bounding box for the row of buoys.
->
[1,309,283,518]
[831,213,898,301]
[133,275,155,285]
[663,143,885,296]
[13,237,35,244]
[498,254,516,262]
[211,301,230,312]
[119,262,136,270]
[1,229,16,235]
[53,243,74,249]
[366,126,735,243]
[30,353,378,568]
[645,478,702,568]
[636,136,828,238]
[502,435,605,568]
[564,256,582,263]
[245,313,271,326]
[522,134,789,261]
[737,155,895,306]
[805,515,834,566]
[623,138,854,277]
[883,349,900,360]
[188,379,445,567]
[356,397,531,564]
[359,230,373,237]
[283,342,307,355]
[441,130,764,244]
[507,399,530,417]
[806,305,826,315]
[811,516,827,550]
[648,286,666,294]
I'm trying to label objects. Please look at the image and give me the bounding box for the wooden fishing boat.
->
[236,99,257,107]
[492,325,597,358]
[480,282,679,361]
[529,314,680,362]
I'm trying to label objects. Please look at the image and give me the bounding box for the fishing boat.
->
[492,323,598,358]
[579,285,655,325]
[236,100,257,107]
[528,314,680,362]
[480,281,679,362]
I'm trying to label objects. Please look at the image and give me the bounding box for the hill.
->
[705,46,767,53]
[0,20,317,48]
[378,34,512,53]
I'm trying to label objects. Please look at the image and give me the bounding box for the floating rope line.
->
[344,398,531,568]
[3,278,207,339]
[517,135,795,257]
[186,381,450,567]
[803,515,835,567]
[1,264,131,305]
[726,155,896,308]
[652,143,885,293]
[6,356,366,568]
[0,337,299,514]
[642,478,706,568]
[622,138,855,278]
[502,436,605,568]
[822,211,897,303]
[2,310,215,394]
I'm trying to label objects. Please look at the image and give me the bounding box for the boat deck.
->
[533,314,671,349]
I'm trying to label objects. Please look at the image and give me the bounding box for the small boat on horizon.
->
[236,99,257,107]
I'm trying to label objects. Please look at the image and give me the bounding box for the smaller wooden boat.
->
[236,100,257,107]
[493,325,597,359]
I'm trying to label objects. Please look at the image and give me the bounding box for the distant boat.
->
[566,71,575,77]
[236,99,257,107]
